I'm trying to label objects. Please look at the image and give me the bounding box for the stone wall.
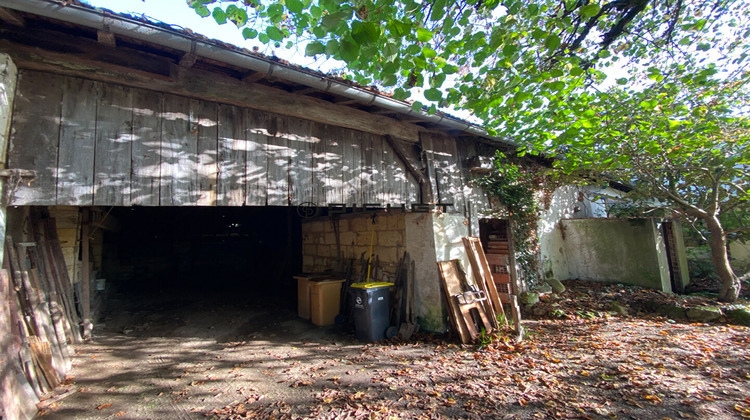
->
[301,212,407,283]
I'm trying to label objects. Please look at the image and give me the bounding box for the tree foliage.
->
[188,0,750,301]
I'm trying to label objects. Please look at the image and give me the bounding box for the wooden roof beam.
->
[178,52,198,68]
[242,71,267,84]
[0,8,25,27]
[97,30,116,48]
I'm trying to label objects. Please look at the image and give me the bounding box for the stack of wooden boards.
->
[1,210,82,419]
[437,237,522,344]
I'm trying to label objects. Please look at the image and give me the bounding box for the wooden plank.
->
[194,100,219,206]
[58,77,98,205]
[81,209,91,339]
[406,173,420,205]
[287,117,314,206]
[0,37,426,142]
[360,132,375,204]
[310,121,327,207]
[419,133,438,203]
[7,70,64,205]
[131,89,163,206]
[43,218,81,343]
[324,125,344,205]
[244,108,270,206]
[94,83,133,206]
[159,94,192,206]
[382,137,397,204]
[217,104,247,206]
[266,114,289,206]
[0,268,39,420]
[369,134,384,204]
[341,128,361,206]
[436,260,472,344]
[436,135,465,214]
[462,237,505,326]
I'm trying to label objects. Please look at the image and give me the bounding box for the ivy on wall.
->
[475,152,554,286]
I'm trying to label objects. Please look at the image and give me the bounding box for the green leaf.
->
[352,21,380,44]
[226,5,248,26]
[430,73,446,88]
[411,101,424,112]
[242,27,258,39]
[325,39,339,55]
[322,12,342,29]
[392,88,410,101]
[258,33,270,43]
[697,43,711,51]
[286,0,304,13]
[424,88,443,101]
[194,5,210,17]
[267,26,284,41]
[443,64,458,74]
[339,36,360,63]
[430,0,446,21]
[580,3,600,18]
[416,28,434,42]
[422,47,437,58]
[212,7,227,24]
[531,28,547,41]
[388,20,411,37]
[305,41,325,56]
[545,34,560,51]
[267,3,284,19]
[616,78,628,85]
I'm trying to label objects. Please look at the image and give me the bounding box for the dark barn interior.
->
[99,207,303,310]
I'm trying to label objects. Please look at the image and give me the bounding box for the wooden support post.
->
[81,208,91,339]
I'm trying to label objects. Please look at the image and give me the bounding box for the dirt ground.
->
[37,281,750,420]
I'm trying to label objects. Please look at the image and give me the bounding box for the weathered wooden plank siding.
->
[94,84,133,206]
[8,71,64,205]
[131,89,162,206]
[57,78,98,205]
[217,104,246,206]
[244,108,271,206]
[8,71,466,209]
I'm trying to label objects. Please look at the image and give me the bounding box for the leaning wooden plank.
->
[1,267,40,420]
[131,88,163,206]
[28,266,68,378]
[159,93,192,206]
[436,260,472,344]
[58,77,98,205]
[29,336,60,389]
[194,100,218,206]
[94,83,134,206]
[244,108,271,206]
[43,218,81,343]
[8,275,45,399]
[7,70,64,206]
[28,218,74,363]
[266,114,290,206]
[287,117,314,206]
[81,209,92,339]
[217,104,247,206]
[462,237,505,326]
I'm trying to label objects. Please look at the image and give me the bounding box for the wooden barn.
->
[0,1,530,416]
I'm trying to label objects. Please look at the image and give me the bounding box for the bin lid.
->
[350,282,394,289]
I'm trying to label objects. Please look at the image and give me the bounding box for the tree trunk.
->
[703,214,741,302]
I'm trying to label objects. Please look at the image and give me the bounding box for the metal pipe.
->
[0,0,511,144]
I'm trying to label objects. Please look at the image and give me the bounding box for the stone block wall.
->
[301,212,407,283]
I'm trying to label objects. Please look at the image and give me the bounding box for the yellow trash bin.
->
[310,278,346,326]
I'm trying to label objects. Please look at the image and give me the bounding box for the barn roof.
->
[0,0,513,146]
